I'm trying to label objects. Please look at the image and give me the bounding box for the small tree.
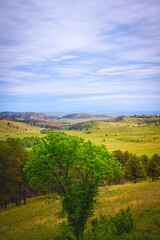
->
[25,132,120,240]
[113,150,124,170]
[147,154,160,181]
[140,155,149,171]
[124,155,146,183]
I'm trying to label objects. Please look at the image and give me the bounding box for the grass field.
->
[0,119,43,140]
[61,121,160,156]
[1,118,160,156]
[0,181,160,240]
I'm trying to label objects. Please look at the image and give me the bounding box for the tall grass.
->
[0,181,160,240]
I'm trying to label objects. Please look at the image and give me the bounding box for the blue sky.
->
[0,0,160,113]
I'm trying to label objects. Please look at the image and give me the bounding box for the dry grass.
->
[0,181,160,240]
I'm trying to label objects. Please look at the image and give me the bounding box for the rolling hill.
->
[0,112,112,121]
[60,113,111,119]
[0,112,57,120]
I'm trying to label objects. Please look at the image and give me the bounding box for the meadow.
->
[0,117,160,156]
[61,120,160,157]
[0,116,160,240]
[0,119,44,140]
[0,181,159,240]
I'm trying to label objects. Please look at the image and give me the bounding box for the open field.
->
[0,119,44,140]
[0,181,160,240]
[0,117,160,156]
[61,121,160,156]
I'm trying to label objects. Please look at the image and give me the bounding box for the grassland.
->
[0,181,159,240]
[1,117,160,156]
[62,121,160,156]
[0,119,43,140]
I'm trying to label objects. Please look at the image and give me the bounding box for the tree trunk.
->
[24,196,26,205]
[5,200,7,209]
[75,234,79,240]
[24,190,26,205]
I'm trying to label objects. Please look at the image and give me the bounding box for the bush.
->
[110,207,133,235]
[84,207,133,240]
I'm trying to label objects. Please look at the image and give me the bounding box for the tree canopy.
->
[124,154,146,183]
[24,132,121,240]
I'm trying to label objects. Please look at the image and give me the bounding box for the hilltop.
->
[61,113,111,120]
[0,112,112,121]
[0,112,57,120]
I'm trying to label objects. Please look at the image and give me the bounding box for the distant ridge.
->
[0,112,112,120]
[61,113,110,119]
[0,112,57,120]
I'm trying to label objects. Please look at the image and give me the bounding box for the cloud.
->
[95,65,160,77]
[51,55,79,62]
[0,0,160,111]
[61,93,160,103]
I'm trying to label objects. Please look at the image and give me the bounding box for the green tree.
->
[25,132,120,240]
[147,154,160,181]
[0,142,11,208]
[113,150,125,170]
[0,139,28,207]
[124,155,146,183]
[140,155,149,171]
[151,154,160,166]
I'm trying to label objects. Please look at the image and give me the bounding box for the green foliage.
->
[84,207,133,240]
[54,222,75,240]
[0,139,28,208]
[124,155,147,183]
[68,121,97,131]
[110,207,133,235]
[140,155,149,171]
[147,154,160,181]
[4,136,42,148]
[40,129,54,134]
[113,150,131,170]
[25,132,120,240]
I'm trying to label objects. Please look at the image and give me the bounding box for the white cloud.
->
[0,0,160,111]
[61,93,160,103]
[95,65,160,77]
[51,55,79,62]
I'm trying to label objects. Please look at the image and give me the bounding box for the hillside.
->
[61,113,111,120]
[0,112,57,120]
[0,181,159,240]
[63,117,160,156]
[0,112,112,121]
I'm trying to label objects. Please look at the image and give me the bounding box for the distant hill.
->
[61,113,110,119]
[0,112,57,120]
[0,112,112,121]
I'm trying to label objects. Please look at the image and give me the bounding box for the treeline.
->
[132,115,160,118]
[0,139,32,209]
[2,137,42,148]
[1,117,67,129]
[68,121,97,131]
[132,115,160,125]
[113,150,160,184]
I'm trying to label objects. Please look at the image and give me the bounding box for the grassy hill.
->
[61,113,111,120]
[62,119,160,156]
[0,181,159,240]
[0,119,43,140]
[1,116,160,156]
[0,112,57,120]
[0,112,112,121]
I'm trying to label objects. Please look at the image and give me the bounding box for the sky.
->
[0,0,160,114]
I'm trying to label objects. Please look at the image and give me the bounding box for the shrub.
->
[84,207,133,240]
